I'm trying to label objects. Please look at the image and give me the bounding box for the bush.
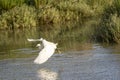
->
[95,5,120,43]
[37,6,61,24]
[0,0,25,10]
[0,5,37,29]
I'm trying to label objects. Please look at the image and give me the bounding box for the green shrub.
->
[0,5,37,29]
[0,0,120,44]
[37,6,61,24]
[33,0,49,8]
[86,0,113,11]
[57,1,93,17]
[94,1,120,44]
[0,0,25,10]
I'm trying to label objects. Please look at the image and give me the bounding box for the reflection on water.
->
[37,68,59,80]
[0,28,39,50]
[0,24,120,59]
[0,24,93,59]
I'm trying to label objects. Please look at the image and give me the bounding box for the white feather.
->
[27,38,43,42]
[33,38,57,64]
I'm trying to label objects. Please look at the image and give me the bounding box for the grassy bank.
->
[0,0,120,43]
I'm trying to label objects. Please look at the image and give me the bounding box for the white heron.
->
[28,38,57,64]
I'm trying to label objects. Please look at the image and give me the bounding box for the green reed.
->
[0,0,25,10]
[94,2,120,44]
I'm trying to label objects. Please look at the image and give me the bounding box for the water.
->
[0,26,120,59]
[0,24,94,59]
[0,28,39,59]
[0,43,120,80]
[0,26,120,80]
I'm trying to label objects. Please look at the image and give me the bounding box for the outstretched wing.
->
[27,39,41,42]
[27,38,57,64]
[34,46,56,64]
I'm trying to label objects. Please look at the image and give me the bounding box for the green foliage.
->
[95,5,120,43]
[57,1,93,17]
[0,0,25,10]
[0,5,37,29]
[96,14,120,43]
[33,0,48,8]
[86,0,114,16]
[0,0,120,44]
[37,7,61,24]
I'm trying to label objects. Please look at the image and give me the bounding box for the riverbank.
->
[0,0,120,43]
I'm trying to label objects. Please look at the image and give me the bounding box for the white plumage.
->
[28,38,57,64]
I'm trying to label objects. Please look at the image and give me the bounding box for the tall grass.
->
[0,5,37,29]
[0,0,25,10]
[33,0,49,8]
[37,7,61,24]
[0,0,120,43]
[95,2,120,43]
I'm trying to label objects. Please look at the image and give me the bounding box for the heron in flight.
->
[28,38,57,64]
